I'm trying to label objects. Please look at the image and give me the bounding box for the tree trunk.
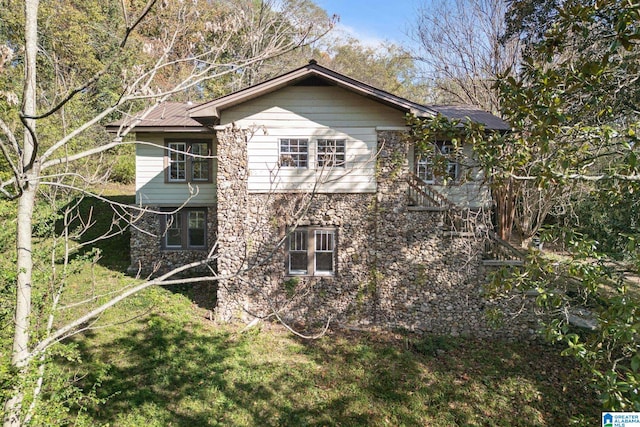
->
[494,178,515,241]
[4,187,36,427]
[4,1,39,426]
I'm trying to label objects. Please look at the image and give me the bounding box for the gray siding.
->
[135,133,217,206]
[220,86,408,193]
[408,142,491,209]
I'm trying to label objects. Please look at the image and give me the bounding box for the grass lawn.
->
[64,286,599,427]
[19,188,599,426]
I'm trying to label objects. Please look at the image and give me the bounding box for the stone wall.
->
[128,207,217,276]
[214,129,539,338]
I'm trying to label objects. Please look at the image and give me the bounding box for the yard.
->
[67,284,600,426]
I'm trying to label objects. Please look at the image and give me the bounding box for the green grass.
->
[67,291,599,426]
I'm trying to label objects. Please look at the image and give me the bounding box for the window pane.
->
[288,230,308,274]
[280,139,308,168]
[416,156,434,182]
[315,230,334,273]
[289,253,308,273]
[192,142,208,156]
[439,142,458,180]
[189,229,205,247]
[191,143,210,181]
[317,139,346,168]
[169,164,185,181]
[192,160,209,181]
[416,142,459,182]
[165,213,181,247]
[289,230,307,251]
[315,252,333,273]
[446,162,458,180]
[188,211,205,247]
[189,211,205,228]
[315,230,334,251]
[168,143,187,181]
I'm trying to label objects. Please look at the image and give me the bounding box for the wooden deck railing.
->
[483,230,525,266]
[407,173,525,265]
[407,173,457,210]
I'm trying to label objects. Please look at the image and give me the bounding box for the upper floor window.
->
[166,140,212,183]
[416,141,459,183]
[279,138,308,168]
[317,139,346,168]
[162,208,207,250]
[287,227,336,276]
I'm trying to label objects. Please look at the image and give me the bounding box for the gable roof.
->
[107,61,510,132]
[188,60,439,126]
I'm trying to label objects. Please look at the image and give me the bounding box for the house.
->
[111,60,534,337]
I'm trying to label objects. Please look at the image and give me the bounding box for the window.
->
[166,140,212,183]
[279,138,308,168]
[287,227,336,276]
[168,142,186,182]
[190,142,210,182]
[415,141,459,183]
[317,139,346,168]
[162,208,207,250]
[440,143,459,180]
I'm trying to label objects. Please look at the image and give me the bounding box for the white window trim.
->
[416,141,459,183]
[167,142,187,183]
[316,139,346,169]
[279,138,309,169]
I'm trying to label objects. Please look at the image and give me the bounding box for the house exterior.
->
[114,60,536,337]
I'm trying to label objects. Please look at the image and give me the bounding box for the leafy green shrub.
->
[570,187,640,260]
[109,145,135,184]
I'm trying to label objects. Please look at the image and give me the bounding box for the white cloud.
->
[329,22,391,48]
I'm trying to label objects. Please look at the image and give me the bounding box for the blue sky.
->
[315,0,423,47]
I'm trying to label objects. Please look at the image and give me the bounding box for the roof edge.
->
[188,60,436,122]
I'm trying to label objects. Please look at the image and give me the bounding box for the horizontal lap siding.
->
[221,86,407,194]
[434,183,491,209]
[135,134,217,206]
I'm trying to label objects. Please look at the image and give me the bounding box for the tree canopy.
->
[480,0,640,410]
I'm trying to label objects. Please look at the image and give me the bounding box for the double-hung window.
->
[166,140,212,182]
[279,138,308,168]
[162,209,207,250]
[416,141,459,183]
[317,139,346,168]
[287,227,336,276]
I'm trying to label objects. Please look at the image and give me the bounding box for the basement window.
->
[287,227,336,276]
[162,208,207,250]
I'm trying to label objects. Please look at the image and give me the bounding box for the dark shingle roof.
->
[106,102,204,131]
[431,105,510,131]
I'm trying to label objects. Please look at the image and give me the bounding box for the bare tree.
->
[411,0,520,114]
[410,0,572,244]
[0,1,334,425]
